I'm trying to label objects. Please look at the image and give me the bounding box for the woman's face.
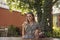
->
[26,14,34,22]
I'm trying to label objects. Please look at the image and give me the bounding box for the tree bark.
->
[43,0,53,37]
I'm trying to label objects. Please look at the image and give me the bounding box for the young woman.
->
[22,12,41,40]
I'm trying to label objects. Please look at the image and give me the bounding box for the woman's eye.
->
[27,16,31,17]
[29,16,31,17]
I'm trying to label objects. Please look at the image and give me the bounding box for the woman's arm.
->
[35,26,42,38]
[22,23,25,38]
[22,22,27,38]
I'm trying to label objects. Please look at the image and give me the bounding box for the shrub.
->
[7,25,20,37]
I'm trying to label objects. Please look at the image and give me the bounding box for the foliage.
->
[7,25,20,37]
[6,0,58,13]
[53,27,60,38]
[44,27,60,38]
[6,0,36,13]
[55,0,60,8]
[6,0,58,21]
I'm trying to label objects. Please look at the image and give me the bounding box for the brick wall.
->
[0,7,26,36]
[0,7,26,27]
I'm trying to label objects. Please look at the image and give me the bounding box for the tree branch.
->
[53,0,58,6]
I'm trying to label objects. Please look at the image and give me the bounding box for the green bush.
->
[7,25,20,37]
[52,28,60,38]
[44,27,60,38]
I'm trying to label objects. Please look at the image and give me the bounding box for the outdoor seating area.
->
[0,0,60,40]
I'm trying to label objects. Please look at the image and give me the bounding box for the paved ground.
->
[0,37,60,40]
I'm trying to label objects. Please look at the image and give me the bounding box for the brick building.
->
[0,7,26,36]
[0,7,25,27]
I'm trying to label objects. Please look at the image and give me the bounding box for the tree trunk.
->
[43,0,53,37]
[34,0,42,23]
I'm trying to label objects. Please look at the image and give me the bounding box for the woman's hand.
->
[22,21,27,27]
[35,29,39,38]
